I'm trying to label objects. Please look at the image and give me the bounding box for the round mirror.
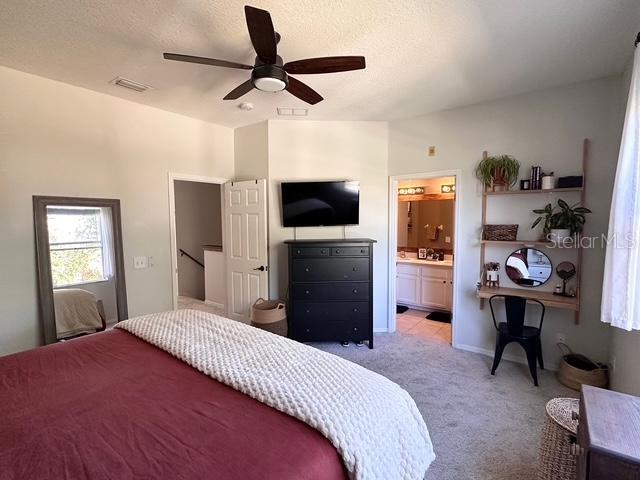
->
[505,248,552,287]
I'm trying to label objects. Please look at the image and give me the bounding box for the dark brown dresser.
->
[285,239,376,348]
[577,385,640,479]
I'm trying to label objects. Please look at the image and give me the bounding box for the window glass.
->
[47,206,106,287]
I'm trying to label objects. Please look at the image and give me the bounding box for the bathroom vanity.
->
[396,258,453,311]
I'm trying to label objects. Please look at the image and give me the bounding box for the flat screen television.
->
[281,181,360,227]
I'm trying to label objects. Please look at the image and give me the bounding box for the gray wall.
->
[174,181,222,300]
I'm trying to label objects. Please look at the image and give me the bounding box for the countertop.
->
[396,257,453,267]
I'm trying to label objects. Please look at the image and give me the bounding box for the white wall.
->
[174,180,222,300]
[234,121,268,181]
[0,65,234,355]
[266,121,389,331]
[389,76,624,367]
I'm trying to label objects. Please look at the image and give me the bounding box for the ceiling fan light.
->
[253,76,287,92]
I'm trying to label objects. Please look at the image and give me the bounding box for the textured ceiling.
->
[1,0,639,127]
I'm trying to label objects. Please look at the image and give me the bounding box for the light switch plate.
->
[445,236,451,243]
[134,256,148,269]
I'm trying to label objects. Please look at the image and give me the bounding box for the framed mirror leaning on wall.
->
[33,196,128,344]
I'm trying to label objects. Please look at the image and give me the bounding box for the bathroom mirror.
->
[505,248,552,287]
[397,198,454,249]
[34,196,128,344]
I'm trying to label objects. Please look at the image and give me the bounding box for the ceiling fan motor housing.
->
[252,63,288,92]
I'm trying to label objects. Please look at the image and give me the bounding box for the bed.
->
[0,310,434,479]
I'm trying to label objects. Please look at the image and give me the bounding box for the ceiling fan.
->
[163,5,365,105]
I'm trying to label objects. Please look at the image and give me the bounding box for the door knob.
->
[253,266,266,271]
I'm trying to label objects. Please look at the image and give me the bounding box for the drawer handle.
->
[353,308,359,313]
[353,267,358,271]
[305,290,310,294]
[305,309,310,313]
[353,289,358,294]
[336,249,341,253]
[296,250,301,254]
[305,328,310,333]
[321,249,326,254]
[353,327,358,332]
[442,280,447,284]
[361,249,365,253]
[305,267,310,272]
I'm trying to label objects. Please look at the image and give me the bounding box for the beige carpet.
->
[316,332,576,480]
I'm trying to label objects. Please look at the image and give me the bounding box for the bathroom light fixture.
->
[398,187,424,195]
[441,184,456,193]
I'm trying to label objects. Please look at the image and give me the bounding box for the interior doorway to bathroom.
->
[388,171,461,346]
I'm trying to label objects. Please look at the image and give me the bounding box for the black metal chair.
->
[489,295,546,386]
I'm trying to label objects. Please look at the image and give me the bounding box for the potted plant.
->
[531,199,591,241]
[476,155,520,191]
[485,262,500,287]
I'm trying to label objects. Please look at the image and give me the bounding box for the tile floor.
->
[396,308,452,344]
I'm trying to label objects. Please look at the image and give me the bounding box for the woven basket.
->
[537,398,579,480]
[556,343,608,391]
[482,224,518,241]
[251,298,288,337]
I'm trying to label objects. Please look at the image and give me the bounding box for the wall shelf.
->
[483,187,583,196]
[477,286,579,311]
[478,138,589,324]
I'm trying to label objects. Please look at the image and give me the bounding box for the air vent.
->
[277,107,308,116]
[110,77,152,93]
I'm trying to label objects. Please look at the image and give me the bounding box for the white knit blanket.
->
[115,309,434,479]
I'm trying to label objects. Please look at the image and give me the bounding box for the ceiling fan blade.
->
[163,53,253,70]
[286,76,323,105]
[244,6,277,64]
[284,56,366,75]
[223,79,254,100]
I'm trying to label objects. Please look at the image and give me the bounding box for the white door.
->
[224,180,268,322]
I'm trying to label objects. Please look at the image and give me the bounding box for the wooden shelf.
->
[483,187,583,196]
[480,239,579,248]
[477,286,579,311]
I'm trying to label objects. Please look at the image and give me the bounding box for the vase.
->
[541,175,555,190]
[549,229,571,242]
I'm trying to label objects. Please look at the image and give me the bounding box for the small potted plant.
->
[485,262,500,287]
[476,155,520,192]
[531,199,591,242]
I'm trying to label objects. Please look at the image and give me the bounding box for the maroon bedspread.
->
[0,329,347,480]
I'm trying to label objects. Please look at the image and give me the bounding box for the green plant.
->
[531,199,592,235]
[475,155,520,189]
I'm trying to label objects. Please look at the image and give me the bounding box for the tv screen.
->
[281,181,360,227]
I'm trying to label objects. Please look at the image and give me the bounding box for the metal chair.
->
[489,295,546,386]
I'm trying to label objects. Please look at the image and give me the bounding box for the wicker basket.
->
[537,398,579,480]
[556,343,608,391]
[482,224,519,241]
[251,298,287,337]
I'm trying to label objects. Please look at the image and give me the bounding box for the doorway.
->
[169,174,227,315]
[388,170,462,346]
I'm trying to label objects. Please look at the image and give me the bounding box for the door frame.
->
[387,169,462,347]
[168,173,228,310]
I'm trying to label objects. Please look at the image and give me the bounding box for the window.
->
[47,206,111,287]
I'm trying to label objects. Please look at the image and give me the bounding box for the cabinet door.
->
[397,273,420,305]
[445,269,453,310]
[420,276,448,310]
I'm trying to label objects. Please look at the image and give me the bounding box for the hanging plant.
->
[475,155,520,191]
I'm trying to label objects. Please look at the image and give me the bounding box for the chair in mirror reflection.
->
[34,197,127,344]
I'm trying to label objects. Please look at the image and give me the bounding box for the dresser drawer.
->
[292,258,370,282]
[294,318,369,342]
[331,246,370,257]
[294,301,369,323]
[291,282,369,301]
[291,246,330,257]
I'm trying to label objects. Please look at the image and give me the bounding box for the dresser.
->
[286,239,376,349]
[576,385,640,479]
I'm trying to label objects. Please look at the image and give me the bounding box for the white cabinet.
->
[397,262,453,311]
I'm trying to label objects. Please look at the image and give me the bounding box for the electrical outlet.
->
[428,146,436,157]
[556,333,566,345]
[133,256,148,269]
[445,236,451,243]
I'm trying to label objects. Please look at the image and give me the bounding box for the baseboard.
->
[455,343,558,372]
[204,300,225,309]
[373,327,388,333]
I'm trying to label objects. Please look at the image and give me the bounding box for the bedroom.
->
[2,1,640,479]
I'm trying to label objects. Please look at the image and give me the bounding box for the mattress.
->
[0,329,347,480]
